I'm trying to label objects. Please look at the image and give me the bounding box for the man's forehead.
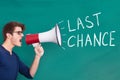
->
[14,26,22,31]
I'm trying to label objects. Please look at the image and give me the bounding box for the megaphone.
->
[25,24,62,46]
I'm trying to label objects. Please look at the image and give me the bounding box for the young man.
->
[0,21,44,80]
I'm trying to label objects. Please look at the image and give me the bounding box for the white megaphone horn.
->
[25,24,62,46]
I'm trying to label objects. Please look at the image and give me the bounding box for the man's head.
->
[2,21,25,46]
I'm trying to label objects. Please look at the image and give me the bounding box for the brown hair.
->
[2,21,25,41]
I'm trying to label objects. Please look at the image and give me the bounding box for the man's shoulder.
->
[0,45,5,53]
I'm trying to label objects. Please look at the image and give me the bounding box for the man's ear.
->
[6,33,12,39]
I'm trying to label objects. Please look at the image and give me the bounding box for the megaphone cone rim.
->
[55,24,62,46]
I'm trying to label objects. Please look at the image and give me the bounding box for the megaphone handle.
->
[32,43,41,47]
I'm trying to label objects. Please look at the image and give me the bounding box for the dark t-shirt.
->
[0,45,33,80]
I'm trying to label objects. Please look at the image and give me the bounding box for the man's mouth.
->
[19,39,22,42]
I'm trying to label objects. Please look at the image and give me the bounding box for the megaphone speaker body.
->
[25,24,62,46]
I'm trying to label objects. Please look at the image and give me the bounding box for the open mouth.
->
[19,39,22,42]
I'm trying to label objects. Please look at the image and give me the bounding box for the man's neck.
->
[2,40,14,55]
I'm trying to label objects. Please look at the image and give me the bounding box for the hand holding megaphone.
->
[34,43,44,57]
[25,24,62,46]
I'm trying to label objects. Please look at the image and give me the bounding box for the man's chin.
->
[16,43,22,47]
[18,45,22,47]
[16,45,22,47]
